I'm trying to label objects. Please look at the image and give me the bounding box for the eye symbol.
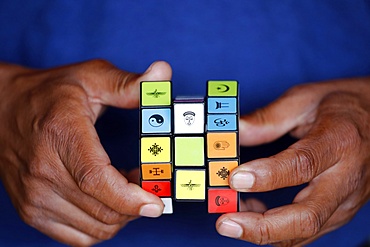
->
[149,114,164,127]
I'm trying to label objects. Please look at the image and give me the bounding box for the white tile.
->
[174,103,204,134]
[161,198,173,214]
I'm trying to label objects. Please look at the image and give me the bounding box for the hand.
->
[0,60,172,246]
[216,78,370,246]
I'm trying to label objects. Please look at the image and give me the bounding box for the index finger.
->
[230,94,361,192]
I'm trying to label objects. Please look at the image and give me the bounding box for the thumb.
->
[80,60,172,109]
[115,61,173,108]
[239,85,321,146]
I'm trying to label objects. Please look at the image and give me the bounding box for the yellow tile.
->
[175,170,205,200]
[141,137,171,163]
[209,160,238,186]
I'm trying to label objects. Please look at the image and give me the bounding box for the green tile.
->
[141,81,172,106]
[208,80,238,97]
[175,137,204,166]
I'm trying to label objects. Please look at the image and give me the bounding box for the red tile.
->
[142,181,171,197]
[208,188,238,213]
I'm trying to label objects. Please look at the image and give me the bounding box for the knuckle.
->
[74,58,137,96]
[291,147,317,183]
[32,90,87,135]
[320,91,349,105]
[19,176,43,207]
[27,157,47,178]
[18,203,42,228]
[251,220,274,245]
[253,107,271,126]
[284,83,312,97]
[36,111,68,137]
[91,204,123,225]
[82,59,113,70]
[270,146,318,188]
[76,164,108,197]
[18,204,33,224]
[271,241,295,247]
[95,227,120,241]
[72,237,100,247]
[87,224,122,241]
[73,59,116,80]
[27,155,57,181]
[337,122,362,154]
[295,209,321,238]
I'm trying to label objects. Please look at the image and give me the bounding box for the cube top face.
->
[208,80,238,97]
[174,102,204,134]
[141,81,172,106]
[142,108,171,134]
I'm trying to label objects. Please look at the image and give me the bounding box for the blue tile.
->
[142,108,171,133]
[207,114,237,131]
[207,98,237,113]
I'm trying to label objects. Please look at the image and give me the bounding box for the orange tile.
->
[207,132,237,158]
[141,163,172,180]
[209,160,238,186]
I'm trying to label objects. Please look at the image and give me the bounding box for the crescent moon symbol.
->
[217,84,230,93]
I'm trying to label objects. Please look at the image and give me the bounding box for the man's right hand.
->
[0,60,172,246]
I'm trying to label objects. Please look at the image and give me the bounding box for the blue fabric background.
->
[0,1,369,246]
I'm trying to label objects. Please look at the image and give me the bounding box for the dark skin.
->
[217,78,370,246]
[0,60,172,246]
[0,60,369,246]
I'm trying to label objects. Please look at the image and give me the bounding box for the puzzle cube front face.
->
[206,80,239,213]
[140,80,239,214]
[140,81,173,213]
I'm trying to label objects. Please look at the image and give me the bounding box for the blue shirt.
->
[0,1,369,246]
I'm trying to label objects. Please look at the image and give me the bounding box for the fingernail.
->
[232,171,255,189]
[139,204,162,218]
[219,219,243,238]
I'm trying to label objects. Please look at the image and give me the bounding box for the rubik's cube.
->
[140,80,239,214]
